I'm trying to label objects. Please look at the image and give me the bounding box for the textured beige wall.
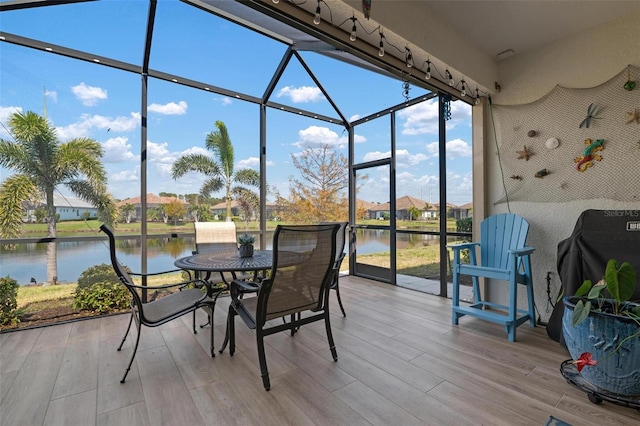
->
[342,0,498,90]
[486,7,640,323]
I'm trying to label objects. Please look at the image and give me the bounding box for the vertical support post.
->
[140,0,157,302]
[438,94,449,297]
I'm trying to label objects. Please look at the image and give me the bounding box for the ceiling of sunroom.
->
[0,0,437,124]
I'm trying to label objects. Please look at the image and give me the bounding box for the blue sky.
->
[0,0,472,206]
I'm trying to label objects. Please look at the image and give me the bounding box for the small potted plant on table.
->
[238,233,255,258]
[562,259,640,397]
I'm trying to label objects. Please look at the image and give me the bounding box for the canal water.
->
[1,230,443,285]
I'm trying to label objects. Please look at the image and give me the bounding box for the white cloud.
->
[102,136,136,163]
[55,112,140,140]
[0,106,22,138]
[276,85,324,103]
[218,97,232,106]
[148,101,188,115]
[45,90,57,103]
[397,98,472,135]
[293,125,346,149]
[445,138,472,158]
[397,100,439,135]
[180,146,210,156]
[237,157,274,168]
[362,149,428,167]
[71,82,107,106]
[396,149,429,166]
[362,150,388,162]
[349,114,361,122]
[110,168,139,183]
[147,140,175,163]
[425,138,472,160]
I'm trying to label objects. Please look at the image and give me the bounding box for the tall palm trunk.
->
[225,180,232,222]
[45,189,58,283]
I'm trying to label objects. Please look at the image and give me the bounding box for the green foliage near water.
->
[72,282,130,314]
[73,263,132,314]
[76,263,123,290]
[0,276,20,325]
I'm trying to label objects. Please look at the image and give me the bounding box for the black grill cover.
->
[547,209,640,342]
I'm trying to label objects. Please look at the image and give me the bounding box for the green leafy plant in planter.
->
[238,233,255,258]
[563,259,640,396]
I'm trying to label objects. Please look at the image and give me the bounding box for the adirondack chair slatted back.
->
[449,213,536,342]
[481,214,530,270]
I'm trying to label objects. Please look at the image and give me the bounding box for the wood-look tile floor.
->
[2,276,639,426]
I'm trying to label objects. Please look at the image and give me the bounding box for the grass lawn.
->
[16,218,461,237]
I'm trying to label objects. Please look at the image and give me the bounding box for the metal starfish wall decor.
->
[627,108,640,124]
[516,145,534,161]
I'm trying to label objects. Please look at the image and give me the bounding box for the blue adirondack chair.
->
[449,213,536,342]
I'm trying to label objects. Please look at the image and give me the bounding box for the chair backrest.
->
[257,224,338,322]
[479,213,530,269]
[321,221,348,265]
[194,221,238,253]
[100,224,143,308]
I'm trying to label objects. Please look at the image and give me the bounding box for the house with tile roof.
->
[116,193,188,222]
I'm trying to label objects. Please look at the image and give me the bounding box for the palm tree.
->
[172,120,259,222]
[0,111,117,282]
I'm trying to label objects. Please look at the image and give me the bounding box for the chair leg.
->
[324,312,338,361]
[508,274,518,342]
[290,314,297,336]
[227,306,236,356]
[527,279,536,327]
[256,331,270,391]
[117,312,134,351]
[209,307,215,357]
[451,251,461,325]
[334,280,346,317]
[121,316,141,383]
[524,257,536,327]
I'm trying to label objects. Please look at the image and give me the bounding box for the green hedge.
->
[0,276,20,326]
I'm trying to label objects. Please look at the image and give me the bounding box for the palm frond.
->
[0,175,39,238]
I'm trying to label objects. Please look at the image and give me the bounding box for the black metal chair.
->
[101,224,223,383]
[327,221,348,316]
[224,223,339,390]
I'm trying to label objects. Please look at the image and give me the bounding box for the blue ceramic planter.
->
[562,297,640,396]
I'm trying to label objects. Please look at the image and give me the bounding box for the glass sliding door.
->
[352,161,393,283]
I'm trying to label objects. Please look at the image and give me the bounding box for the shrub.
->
[0,276,20,326]
[456,217,473,233]
[73,282,130,314]
[77,263,123,290]
[455,217,473,264]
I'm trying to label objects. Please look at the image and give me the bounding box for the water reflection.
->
[1,230,463,285]
[1,237,195,285]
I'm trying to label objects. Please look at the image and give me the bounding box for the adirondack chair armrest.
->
[508,246,535,256]
[447,242,479,252]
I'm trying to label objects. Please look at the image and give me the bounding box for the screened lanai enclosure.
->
[0,0,476,321]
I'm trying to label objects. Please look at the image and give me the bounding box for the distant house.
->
[116,193,188,221]
[449,202,473,220]
[367,195,432,220]
[24,194,98,222]
[363,197,466,220]
[355,199,377,219]
[211,200,278,221]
